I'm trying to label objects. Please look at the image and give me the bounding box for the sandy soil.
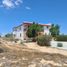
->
[0,38,67,67]
[24,42,67,56]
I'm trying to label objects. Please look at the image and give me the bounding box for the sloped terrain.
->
[0,38,67,67]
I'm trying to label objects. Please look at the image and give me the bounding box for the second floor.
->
[13,22,51,33]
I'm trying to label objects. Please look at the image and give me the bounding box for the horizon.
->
[0,0,67,35]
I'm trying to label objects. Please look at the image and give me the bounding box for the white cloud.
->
[25,6,31,10]
[2,0,14,8]
[0,0,23,9]
[15,0,23,5]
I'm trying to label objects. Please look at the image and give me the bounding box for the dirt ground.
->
[0,38,67,67]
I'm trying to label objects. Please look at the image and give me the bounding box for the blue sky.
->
[0,0,67,35]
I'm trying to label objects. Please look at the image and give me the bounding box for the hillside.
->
[0,38,67,67]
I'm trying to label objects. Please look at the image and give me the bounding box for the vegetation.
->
[14,39,19,43]
[56,35,67,41]
[0,33,2,37]
[0,35,1,37]
[37,35,52,46]
[5,33,13,38]
[50,24,60,37]
[4,33,15,41]
[26,22,43,41]
[26,22,43,38]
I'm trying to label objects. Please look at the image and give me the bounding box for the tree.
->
[0,33,2,37]
[49,24,60,37]
[5,33,13,38]
[0,35,1,37]
[26,22,43,38]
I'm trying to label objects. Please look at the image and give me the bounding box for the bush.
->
[37,35,52,46]
[57,43,63,47]
[14,39,19,43]
[32,38,37,42]
[4,33,16,42]
[5,33,13,38]
[0,35,1,37]
[3,37,16,42]
[56,35,67,41]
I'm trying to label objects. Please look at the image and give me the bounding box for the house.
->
[13,22,51,41]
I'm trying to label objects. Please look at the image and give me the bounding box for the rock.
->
[36,63,52,67]
[40,59,46,64]
[0,42,2,44]
[22,57,28,60]
[42,63,52,67]
[36,63,43,67]
[0,63,3,66]
[28,63,36,67]
[0,48,4,53]
[2,57,6,59]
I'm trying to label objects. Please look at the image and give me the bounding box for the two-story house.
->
[13,22,51,41]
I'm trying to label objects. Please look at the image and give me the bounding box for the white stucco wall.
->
[20,25,24,40]
[44,26,50,35]
[50,41,67,50]
[13,24,51,41]
[13,25,24,40]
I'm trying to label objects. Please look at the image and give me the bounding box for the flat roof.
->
[13,22,51,29]
[23,22,51,26]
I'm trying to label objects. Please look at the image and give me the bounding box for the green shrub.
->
[3,37,15,42]
[20,41,23,44]
[57,43,63,47]
[5,33,13,38]
[0,35,1,37]
[32,38,37,42]
[56,35,67,41]
[37,35,52,46]
[14,39,19,43]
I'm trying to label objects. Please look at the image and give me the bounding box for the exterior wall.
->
[44,26,50,35]
[51,41,67,50]
[23,24,28,40]
[13,25,24,40]
[13,23,51,41]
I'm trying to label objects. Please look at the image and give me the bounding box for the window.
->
[24,28,27,31]
[24,26,27,31]
[44,26,49,30]
[20,33,21,37]
[47,26,49,29]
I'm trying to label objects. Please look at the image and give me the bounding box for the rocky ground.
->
[0,38,67,67]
